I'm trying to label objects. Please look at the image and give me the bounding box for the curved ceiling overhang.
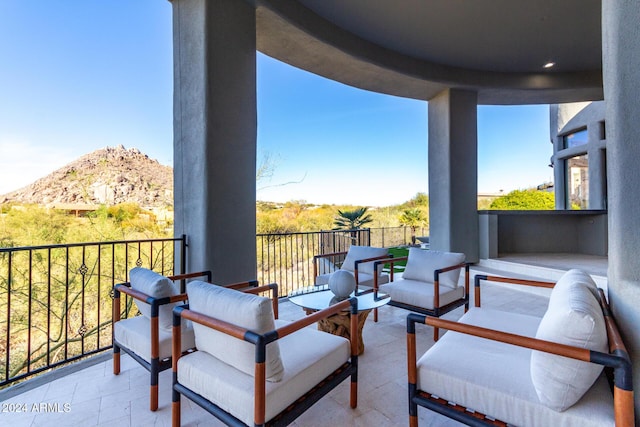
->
[256,0,603,105]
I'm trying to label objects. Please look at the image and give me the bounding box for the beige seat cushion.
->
[178,323,350,426]
[379,278,464,309]
[114,315,195,362]
[186,281,284,382]
[417,308,614,427]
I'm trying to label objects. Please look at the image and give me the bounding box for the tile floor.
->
[1,280,550,427]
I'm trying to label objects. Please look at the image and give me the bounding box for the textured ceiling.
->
[298,0,601,74]
[257,0,603,104]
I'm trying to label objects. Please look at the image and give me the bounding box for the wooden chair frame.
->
[171,295,359,427]
[313,250,349,279]
[112,271,271,411]
[372,256,471,340]
[406,275,635,427]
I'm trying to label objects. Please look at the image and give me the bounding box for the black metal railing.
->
[0,236,185,388]
[0,227,421,388]
[257,227,422,296]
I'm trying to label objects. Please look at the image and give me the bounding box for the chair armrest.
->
[314,251,348,260]
[474,274,555,308]
[114,283,187,306]
[173,297,358,355]
[373,256,408,289]
[113,270,210,311]
[354,254,393,285]
[432,262,471,308]
[313,251,348,279]
[113,283,189,322]
[167,270,212,282]
[275,298,356,339]
[226,279,260,290]
[168,270,212,293]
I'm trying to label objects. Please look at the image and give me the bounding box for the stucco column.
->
[602,0,640,414]
[171,0,257,283]
[427,89,479,262]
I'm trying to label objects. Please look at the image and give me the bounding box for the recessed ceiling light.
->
[543,62,555,69]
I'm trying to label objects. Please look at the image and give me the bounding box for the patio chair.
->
[313,245,391,289]
[112,267,272,411]
[372,248,470,341]
[172,281,359,427]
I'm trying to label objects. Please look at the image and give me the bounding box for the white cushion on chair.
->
[418,308,614,427]
[402,249,465,288]
[114,315,195,362]
[129,267,180,330]
[530,269,607,411]
[341,246,388,275]
[379,278,464,309]
[178,323,350,426]
[186,281,285,382]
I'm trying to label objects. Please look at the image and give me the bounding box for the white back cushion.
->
[129,267,179,330]
[530,269,607,411]
[342,246,388,275]
[402,249,465,288]
[187,281,284,382]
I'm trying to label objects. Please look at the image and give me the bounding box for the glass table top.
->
[288,285,390,312]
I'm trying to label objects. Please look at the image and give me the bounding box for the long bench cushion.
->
[379,278,464,309]
[114,315,195,362]
[531,269,607,411]
[177,324,350,426]
[130,267,180,330]
[187,281,284,382]
[402,249,465,288]
[417,308,614,427]
[315,271,390,288]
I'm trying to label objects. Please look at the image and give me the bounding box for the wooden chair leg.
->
[150,384,158,411]
[350,376,358,408]
[113,345,120,375]
[150,361,159,411]
[172,398,181,427]
[410,414,419,427]
[374,307,378,322]
[433,326,439,342]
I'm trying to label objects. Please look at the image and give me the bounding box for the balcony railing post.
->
[180,234,186,276]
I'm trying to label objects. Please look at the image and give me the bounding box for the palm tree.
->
[333,207,373,230]
[399,208,427,245]
[334,207,373,243]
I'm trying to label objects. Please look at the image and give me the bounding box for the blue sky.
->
[0,0,553,207]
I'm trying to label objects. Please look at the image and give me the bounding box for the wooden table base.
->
[315,309,370,355]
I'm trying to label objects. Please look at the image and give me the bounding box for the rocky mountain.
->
[0,145,173,209]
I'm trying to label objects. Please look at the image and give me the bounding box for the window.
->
[564,129,588,149]
[567,154,588,209]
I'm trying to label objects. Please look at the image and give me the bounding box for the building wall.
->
[550,102,607,210]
